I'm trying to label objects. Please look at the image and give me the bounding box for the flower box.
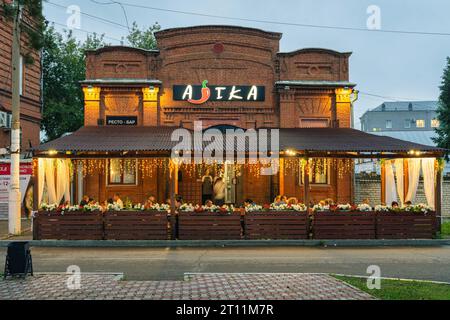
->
[312,211,376,239]
[244,211,309,240]
[376,211,437,239]
[177,212,242,240]
[33,211,104,240]
[103,211,170,240]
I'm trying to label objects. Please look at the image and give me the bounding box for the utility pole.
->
[9,1,22,235]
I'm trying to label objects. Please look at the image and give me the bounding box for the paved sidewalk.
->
[0,273,374,300]
[0,219,32,240]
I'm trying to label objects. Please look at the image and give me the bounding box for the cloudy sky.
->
[43,0,450,128]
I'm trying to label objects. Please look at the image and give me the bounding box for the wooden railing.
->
[33,210,438,240]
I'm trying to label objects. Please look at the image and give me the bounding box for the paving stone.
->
[0,273,374,300]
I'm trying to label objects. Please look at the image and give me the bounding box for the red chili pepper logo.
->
[188,80,211,105]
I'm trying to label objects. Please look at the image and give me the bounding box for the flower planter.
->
[312,211,376,239]
[244,211,309,240]
[177,212,242,240]
[33,211,104,240]
[376,211,437,239]
[104,211,170,240]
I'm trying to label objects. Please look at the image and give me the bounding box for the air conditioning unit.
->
[0,111,12,129]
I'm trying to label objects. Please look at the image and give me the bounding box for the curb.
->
[331,273,450,285]
[1,239,450,248]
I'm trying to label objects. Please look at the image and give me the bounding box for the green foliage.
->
[126,21,160,50]
[1,0,45,64]
[334,275,450,300]
[442,221,450,236]
[41,26,108,141]
[434,57,450,160]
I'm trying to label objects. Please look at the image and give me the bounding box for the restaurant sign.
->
[173,80,265,105]
[106,116,137,126]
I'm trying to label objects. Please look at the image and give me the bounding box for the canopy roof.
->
[34,126,444,157]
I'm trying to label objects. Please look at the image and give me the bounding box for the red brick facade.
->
[80,25,355,205]
[0,9,41,152]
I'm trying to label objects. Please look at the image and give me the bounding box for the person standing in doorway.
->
[201,169,213,204]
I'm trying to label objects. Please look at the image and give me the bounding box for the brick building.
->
[0,7,41,153]
[33,26,442,209]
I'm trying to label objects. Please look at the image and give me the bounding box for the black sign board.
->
[173,84,265,102]
[106,116,137,126]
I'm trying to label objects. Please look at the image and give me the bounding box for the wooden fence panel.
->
[177,213,242,240]
[376,212,436,239]
[313,212,376,239]
[104,211,170,240]
[34,211,103,240]
[244,211,309,240]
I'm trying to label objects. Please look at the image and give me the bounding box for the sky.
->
[42,0,450,128]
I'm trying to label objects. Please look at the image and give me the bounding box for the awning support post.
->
[279,158,285,196]
[169,159,176,215]
[403,158,409,205]
[303,157,310,206]
[435,160,442,234]
[381,160,386,205]
[32,159,39,211]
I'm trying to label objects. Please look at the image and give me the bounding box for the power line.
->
[359,91,423,102]
[47,20,123,43]
[93,0,450,37]
[46,1,129,30]
[89,0,130,32]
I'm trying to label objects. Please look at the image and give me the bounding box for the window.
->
[431,119,440,128]
[416,119,425,128]
[404,119,411,129]
[299,159,329,185]
[19,55,24,95]
[108,159,137,185]
[299,118,329,128]
[385,120,392,129]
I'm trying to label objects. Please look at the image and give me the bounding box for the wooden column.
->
[380,160,386,205]
[403,158,409,204]
[174,161,179,194]
[279,158,285,196]
[435,161,442,233]
[303,158,310,206]
[169,160,176,212]
[32,159,39,211]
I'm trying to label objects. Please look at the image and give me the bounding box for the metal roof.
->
[370,130,437,147]
[369,101,438,112]
[34,127,444,155]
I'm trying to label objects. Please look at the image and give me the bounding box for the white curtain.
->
[55,159,66,204]
[37,158,46,206]
[394,159,404,206]
[422,158,435,208]
[385,160,397,206]
[44,158,57,204]
[405,158,421,203]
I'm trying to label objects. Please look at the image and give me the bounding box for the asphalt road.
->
[1,246,450,281]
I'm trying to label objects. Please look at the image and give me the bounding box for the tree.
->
[433,57,450,160]
[126,21,160,50]
[1,0,45,63]
[41,26,108,141]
